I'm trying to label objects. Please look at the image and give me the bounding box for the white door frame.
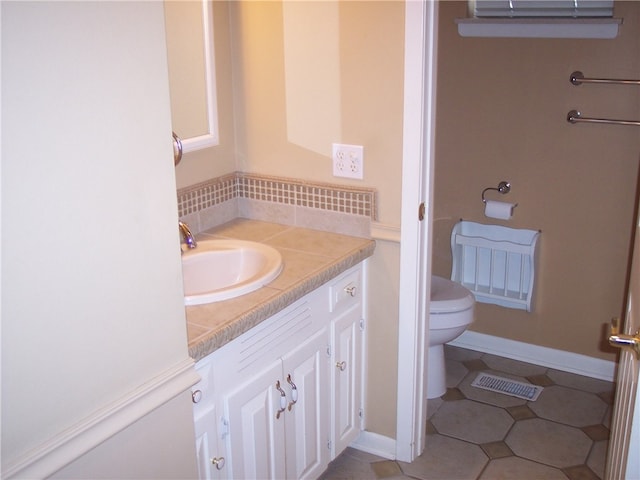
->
[396,0,439,462]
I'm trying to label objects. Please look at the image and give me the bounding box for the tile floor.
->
[320,345,614,480]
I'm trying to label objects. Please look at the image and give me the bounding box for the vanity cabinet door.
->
[329,264,364,458]
[331,306,363,457]
[221,327,330,480]
[223,359,286,480]
[194,404,224,480]
[282,327,330,480]
[193,359,226,479]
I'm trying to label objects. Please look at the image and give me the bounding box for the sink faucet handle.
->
[178,221,197,249]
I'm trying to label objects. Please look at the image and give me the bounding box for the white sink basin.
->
[181,239,283,305]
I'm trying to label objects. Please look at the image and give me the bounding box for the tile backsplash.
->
[177,172,377,238]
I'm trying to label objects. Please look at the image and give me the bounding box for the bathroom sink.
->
[181,239,283,305]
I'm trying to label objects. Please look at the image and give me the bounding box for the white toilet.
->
[427,275,475,399]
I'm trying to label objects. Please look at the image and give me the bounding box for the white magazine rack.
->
[451,221,540,312]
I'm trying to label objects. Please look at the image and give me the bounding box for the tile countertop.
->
[186,219,376,362]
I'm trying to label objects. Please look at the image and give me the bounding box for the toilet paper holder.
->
[482,181,516,206]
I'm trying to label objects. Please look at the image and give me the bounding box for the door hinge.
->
[220,416,230,439]
[359,318,365,331]
[418,202,426,221]
[326,344,332,357]
[327,440,332,451]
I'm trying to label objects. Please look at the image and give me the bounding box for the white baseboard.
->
[350,431,397,460]
[449,331,616,382]
[4,358,199,480]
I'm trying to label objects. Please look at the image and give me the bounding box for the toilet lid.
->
[430,276,475,313]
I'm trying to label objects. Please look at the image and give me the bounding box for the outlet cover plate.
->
[332,143,364,180]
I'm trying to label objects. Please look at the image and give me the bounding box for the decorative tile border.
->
[177,173,237,216]
[177,172,377,221]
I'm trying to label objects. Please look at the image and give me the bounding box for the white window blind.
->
[471,0,614,18]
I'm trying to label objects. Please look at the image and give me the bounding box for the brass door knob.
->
[609,317,640,359]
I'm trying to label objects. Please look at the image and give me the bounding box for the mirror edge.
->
[181,0,219,154]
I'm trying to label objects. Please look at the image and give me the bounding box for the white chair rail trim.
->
[371,222,401,243]
[3,358,199,480]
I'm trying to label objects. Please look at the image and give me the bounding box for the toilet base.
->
[427,344,446,399]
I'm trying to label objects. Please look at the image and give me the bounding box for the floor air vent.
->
[471,373,543,401]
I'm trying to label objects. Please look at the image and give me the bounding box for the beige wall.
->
[434,1,640,362]
[176,1,405,225]
[50,392,197,480]
[228,1,405,224]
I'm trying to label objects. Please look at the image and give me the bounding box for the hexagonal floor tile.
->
[446,358,469,389]
[546,369,614,394]
[431,399,514,444]
[479,456,569,479]
[399,434,488,480]
[506,418,592,468]
[587,440,608,479]
[529,385,608,427]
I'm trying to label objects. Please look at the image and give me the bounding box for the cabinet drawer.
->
[329,266,362,314]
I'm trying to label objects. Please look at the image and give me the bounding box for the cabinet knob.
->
[345,285,357,297]
[191,389,202,404]
[211,457,225,470]
[336,361,347,371]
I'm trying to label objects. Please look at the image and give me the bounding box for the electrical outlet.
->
[332,143,364,179]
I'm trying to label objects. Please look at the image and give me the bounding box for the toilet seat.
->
[430,275,475,314]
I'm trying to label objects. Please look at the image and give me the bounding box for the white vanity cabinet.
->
[191,262,366,480]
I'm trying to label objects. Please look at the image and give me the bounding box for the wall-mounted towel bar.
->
[567,110,640,127]
[570,71,640,86]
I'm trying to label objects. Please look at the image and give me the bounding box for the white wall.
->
[1,2,198,477]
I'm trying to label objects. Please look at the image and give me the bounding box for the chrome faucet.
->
[178,221,197,250]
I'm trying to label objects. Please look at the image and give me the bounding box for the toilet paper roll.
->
[484,200,515,220]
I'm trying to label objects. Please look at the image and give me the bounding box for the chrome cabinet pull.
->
[286,374,298,411]
[336,361,347,371]
[275,380,287,419]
